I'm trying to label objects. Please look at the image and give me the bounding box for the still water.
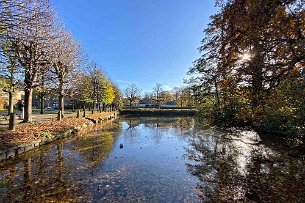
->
[0,117,304,202]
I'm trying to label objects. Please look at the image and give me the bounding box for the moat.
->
[0,117,304,202]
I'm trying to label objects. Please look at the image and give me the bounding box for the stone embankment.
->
[0,111,118,162]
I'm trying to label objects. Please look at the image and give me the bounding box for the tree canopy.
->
[189,0,305,135]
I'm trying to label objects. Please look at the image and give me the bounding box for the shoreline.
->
[0,111,118,162]
[119,108,197,116]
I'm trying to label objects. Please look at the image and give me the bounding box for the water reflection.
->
[0,117,304,202]
[71,132,115,168]
[187,128,305,202]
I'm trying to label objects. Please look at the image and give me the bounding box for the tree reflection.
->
[72,132,116,168]
[0,141,83,202]
[186,129,305,202]
[1,118,304,202]
[122,116,196,144]
[6,166,16,200]
[56,143,64,181]
[123,117,141,143]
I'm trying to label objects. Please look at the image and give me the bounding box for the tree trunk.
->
[24,88,33,123]
[9,113,15,131]
[251,44,264,112]
[72,100,75,112]
[58,78,65,117]
[93,101,96,111]
[8,92,13,115]
[214,79,222,116]
[40,93,44,114]
[129,100,132,109]
[58,94,64,118]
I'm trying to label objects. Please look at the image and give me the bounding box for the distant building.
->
[129,99,177,108]
[0,89,24,110]
[32,92,74,110]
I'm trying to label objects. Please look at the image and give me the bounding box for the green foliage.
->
[257,75,305,136]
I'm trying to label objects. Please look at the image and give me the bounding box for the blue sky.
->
[52,0,218,92]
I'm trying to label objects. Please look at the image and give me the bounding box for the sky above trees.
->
[52,0,218,92]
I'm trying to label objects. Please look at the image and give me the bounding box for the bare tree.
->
[6,0,55,122]
[153,83,163,108]
[50,27,81,117]
[0,40,22,115]
[142,92,154,105]
[124,83,141,109]
[0,0,43,31]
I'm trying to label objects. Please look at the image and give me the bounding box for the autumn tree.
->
[0,40,22,115]
[142,92,154,105]
[0,0,38,31]
[74,71,93,108]
[124,83,141,109]
[159,90,174,105]
[5,0,54,122]
[73,65,116,111]
[100,79,115,111]
[50,27,81,117]
[153,83,163,108]
[190,0,305,133]
[64,71,84,110]
[35,67,53,114]
[88,65,113,111]
[112,83,123,110]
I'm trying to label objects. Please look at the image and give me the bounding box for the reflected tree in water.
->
[0,141,83,202]
[72,132,116,168]
[186,129,305,202]
[123,117,141,144]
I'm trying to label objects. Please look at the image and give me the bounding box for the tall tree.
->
[99,78,115,110]
[112,83,123,110]
[190,0,305,127]
[0,0,39,31]
[0,40,21,115]
[51,28,81,117]
[7,0,54,122]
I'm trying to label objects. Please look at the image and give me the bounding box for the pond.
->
[0,117,304,202]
